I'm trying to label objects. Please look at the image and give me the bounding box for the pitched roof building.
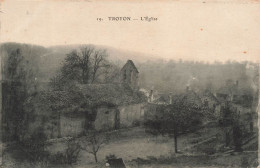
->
[121,60,139,90]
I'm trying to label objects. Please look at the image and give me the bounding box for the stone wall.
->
[60,115,85,137]
[94,107,117,131]
[119,103,144,127]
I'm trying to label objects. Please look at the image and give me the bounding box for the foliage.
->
[66,139,81,164]
[50,139,81,165]
[2,47,39,142]
[144,119,163,137]
[233,123,243,152]
[217,101,247,151]
[20,127,49,162]
[144,96,204,153]
[132,120,141,127]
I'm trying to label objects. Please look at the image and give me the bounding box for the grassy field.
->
[1,126,258,168]
[75,126,258,168]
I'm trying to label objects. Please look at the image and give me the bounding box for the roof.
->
[76,83,146,106]
[154,94,170,104]
[175,90,203,107]
[107,158,126,168]
[121,60,139,73]
[217,86,254,96]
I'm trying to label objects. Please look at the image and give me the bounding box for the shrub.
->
[106,154,117,160]
[49,139,81,165]
[132,120,141,127]
[20,127,49,162]
[66,139,81,164]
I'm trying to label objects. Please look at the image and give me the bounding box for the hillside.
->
[0,42,159,83]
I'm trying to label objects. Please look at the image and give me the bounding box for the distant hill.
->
[1,42,258,95]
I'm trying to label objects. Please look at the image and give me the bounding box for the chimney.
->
[186,86,190,91]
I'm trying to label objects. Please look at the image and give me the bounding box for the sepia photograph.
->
[0,1,259,168]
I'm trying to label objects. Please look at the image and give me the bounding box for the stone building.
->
[121,60,139,90]
[37,60,146,139]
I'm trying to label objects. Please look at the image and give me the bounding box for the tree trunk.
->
[91,70,96,83]
[94,153,98,163]
[174,134,178,153]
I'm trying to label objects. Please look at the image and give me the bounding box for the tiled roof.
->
[175,90,203,107]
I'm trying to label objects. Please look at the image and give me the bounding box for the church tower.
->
[121,60,139,90]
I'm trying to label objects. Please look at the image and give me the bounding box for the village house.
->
[214,80,256,132]
[199,89,221,117]
[144,87,204,120]
[45,60,147,138]
[75,83,146,132]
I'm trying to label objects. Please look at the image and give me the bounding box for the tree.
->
[144,96,204,153]
[51,46,109,90]
[233,122,243,152]
[91,49,109,83]
[65,138,81,164]
[218,102,236,147]
[164,101,203,153]
[218,101,245,151]
[80,129,109,163]
[144,118,163,142]
[2,48,38,141]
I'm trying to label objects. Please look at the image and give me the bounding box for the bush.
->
[106,154,117,160]
[66,139,81,164]
[20,127,49,162]
[132,120,141,127]
[49,139,81,165]
[50,152,66,164]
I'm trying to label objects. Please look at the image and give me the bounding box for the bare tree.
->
[80,130,109,163]
[91,49,109,83]
[52,46,110,88]
[79,46,93,84]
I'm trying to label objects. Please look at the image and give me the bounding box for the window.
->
[105,111,109,114]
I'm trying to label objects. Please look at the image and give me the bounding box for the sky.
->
[1,0,260,63]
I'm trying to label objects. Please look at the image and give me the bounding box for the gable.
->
[121,60,139,73]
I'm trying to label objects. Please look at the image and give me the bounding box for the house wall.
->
[43,117,60,139]
[94,103,145,130]
[60,115,85,137]
[231,104,251,115]
[119,103,144,127]
[94,107,117,131]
